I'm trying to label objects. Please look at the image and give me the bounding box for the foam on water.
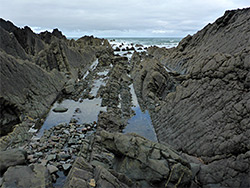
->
[107,37,181,49]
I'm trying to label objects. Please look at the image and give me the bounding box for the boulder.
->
[1,164,52,187]
[0,149,27,173]
[100,131,192,187]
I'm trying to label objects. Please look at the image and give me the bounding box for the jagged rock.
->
[62,164,72,171]
[1,164,52,187]
[0,50,66,135]
[131,58,176,111]
[132,8,250,187]
[46,154,57,161]
[47,164,59,174]
[0,26,29,60]
[94,166,130,188]
[0,18,111,138]
[99,131,192,187]
[66,131,192,187]
[0,149,27,173]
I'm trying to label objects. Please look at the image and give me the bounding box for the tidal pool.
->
[123,84,158,142]
[37,98,105,137]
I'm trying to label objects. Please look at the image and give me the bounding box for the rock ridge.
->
[0,18,111,136]
[130,8,250,187]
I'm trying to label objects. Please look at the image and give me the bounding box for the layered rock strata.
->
[0,18,111,136]
[131,8,250,187]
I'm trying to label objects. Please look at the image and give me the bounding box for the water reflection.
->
[38,98,105,136]
[123,84,158,142]
[124,107,158,142]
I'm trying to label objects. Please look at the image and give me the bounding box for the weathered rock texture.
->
[1,164,52,188]
[0,18,111,136]
[65,131,193,188]
[0,149,27,174]
[131,8,250,187]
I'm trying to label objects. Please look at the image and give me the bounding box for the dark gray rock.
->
[131,8,250,187]
[62,164,72,171]
[100,131,192,187]
[94,165,130,188]
[0,19,110,138]
[52,107,68,113]
[1,164,52,188]
[0,149,27,173]
[47,164,58,174]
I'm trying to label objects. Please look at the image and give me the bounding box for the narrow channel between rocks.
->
[25,44,158,186]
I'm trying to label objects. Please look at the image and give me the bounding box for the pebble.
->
[27,155,34,160]
[46,154,56,161]
[51,136,60,142]
[47,164,59,174]
[70,118,78,123]
[23,119,97,183]
[62,164,72,171]
[80,134,85,139]
[63,130,70,135]
[52,107,68,113]
[57,153,71,161]
[75,108,81,113]
[40,159,48,166]
[30,143,38,149]
[34,152,43,158]
[89,179,96,187]
[52,174,57,182]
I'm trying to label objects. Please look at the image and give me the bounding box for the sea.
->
[106,37,182,49]
[70,37,182,49]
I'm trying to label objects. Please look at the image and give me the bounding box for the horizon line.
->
[67,36,185,39]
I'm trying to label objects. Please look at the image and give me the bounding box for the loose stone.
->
[47,164,59,174]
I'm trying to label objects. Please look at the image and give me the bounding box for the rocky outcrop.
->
[65,131,193,188]
[0,149,27,173]
[0,19,111,137]
[0,50,65,125]
[131,8,250,187]
[1,164,52,188]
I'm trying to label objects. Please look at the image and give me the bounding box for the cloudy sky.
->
[0,0,249,38]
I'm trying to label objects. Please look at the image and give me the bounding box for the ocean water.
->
[106,37,181,48]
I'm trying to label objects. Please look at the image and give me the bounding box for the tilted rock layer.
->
[0,18,111,136]
[131,8,250,187]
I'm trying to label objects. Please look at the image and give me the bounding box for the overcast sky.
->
[0,0,249,38]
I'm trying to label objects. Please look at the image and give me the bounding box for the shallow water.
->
[53,171,67,188]
[124,107,158,142]
[37,98,105,137]
[123,84,158,142]
[37,59,107,137]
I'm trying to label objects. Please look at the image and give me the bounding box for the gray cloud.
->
[0,0,249,37]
